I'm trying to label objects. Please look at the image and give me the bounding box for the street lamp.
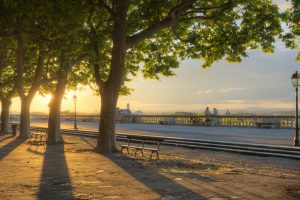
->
[73,94,78,130]
[291,71,300,146]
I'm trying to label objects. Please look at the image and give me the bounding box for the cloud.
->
[196,89,213,95]
[222,100,247,104]
[117,99,294,113]
[219,87,245,93]
[196,87,245,95]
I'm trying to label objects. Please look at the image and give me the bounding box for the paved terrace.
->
[32,121,294,145]
[0,134,300,199]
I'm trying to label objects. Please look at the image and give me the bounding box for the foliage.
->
[0,37,16,100]
[37,1,91,97]
[282,0,300,60]
[0,1,55,97]
[87,0,282,85]
[0,1,90,99]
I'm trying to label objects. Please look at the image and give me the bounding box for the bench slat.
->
[120,136,162,159]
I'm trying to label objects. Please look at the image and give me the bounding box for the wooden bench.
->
[120,135,164,159]
[28,128,47,146]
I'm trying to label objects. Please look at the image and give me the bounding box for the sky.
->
[9,0,300,115]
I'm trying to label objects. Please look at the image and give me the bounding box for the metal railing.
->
[8,114,296,129]
[121,115,295,128]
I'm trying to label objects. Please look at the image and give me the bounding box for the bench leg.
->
[134,149,143,157]
[121,147,130,154]
[134,149,139,157]
[149,151,159,160]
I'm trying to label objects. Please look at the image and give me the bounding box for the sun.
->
[44,95,52,103]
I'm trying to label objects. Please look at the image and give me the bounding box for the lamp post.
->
[73,94,78,130]
[291,71,300,146]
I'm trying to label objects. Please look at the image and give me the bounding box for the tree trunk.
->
[0,99,11,134]
[97,91,119,153]
[19,98,31,138]
[95,0,129,153]
[47,79,67,144]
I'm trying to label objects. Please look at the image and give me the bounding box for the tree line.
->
[0,0,298,153]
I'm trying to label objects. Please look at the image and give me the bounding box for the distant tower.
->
[127,103,130,110]
[225,108,231,116]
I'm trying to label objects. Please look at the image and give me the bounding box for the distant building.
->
[127,103,130,111]
[115,104,132,122]
[225,109,231,116]
[115,107,131,115]
[135,111,143,115]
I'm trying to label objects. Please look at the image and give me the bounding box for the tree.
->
[36,1,88,144]
[0,0,57,138]
[0,0,89,142]
[86,0,282,153]
[0,37,16,134]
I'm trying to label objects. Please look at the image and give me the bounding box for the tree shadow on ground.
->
[211,180,270,200]
[104,153,206,199]
[38,143,74,200]
[0,134,13,143]
[26,145,46,156]
[0,137,26,161]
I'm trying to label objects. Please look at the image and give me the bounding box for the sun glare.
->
[45,95,52,103]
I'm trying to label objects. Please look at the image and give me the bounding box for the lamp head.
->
[291,71,300,87]
[73,94,77,102]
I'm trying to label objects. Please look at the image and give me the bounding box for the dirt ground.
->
[0,134,299,200]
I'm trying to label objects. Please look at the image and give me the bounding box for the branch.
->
[86,11,105,90]
[38,77,58,86]
[92,38,105,90]
[7,82,17,99]
[30,45,46,92]
[194,0,233,11]
[15,32,25,99]
[180,0,234,20]
[70,54,87,67]
[98,0,115,16]
[126,0,234,48]
[179,15,220,21]
[126,0,196,47]
[172,26,196,43]
[93,63,105,90]
[168,0,197,20]
[126,18,175,48]
[27,44,47,100]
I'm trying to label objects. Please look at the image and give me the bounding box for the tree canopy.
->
[87,0,282,86]
[0,37,15,100]
[282,0,300,60]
